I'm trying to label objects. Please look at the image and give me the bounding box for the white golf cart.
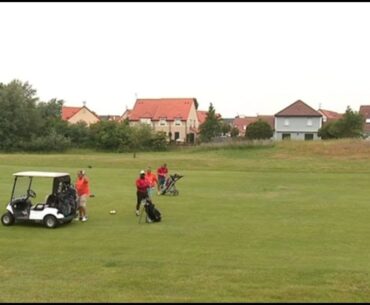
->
[1,171,78,229]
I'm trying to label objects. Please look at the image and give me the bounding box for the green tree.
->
[65,121,91,148]
[24,130,71,152]
[245,119,273,140]
[37,98,63,119]
[89,120,122,150]
[230,126,240,138]
[339,106,364,138]
[220,120,231,136]
[193,98,199,110]
[36,98,67,137]
[318,121,340,139]
[318,106,363,139]
[199,103,222,142]
[0,80,41,150]
[150,131,168,151]
[128,124,153,157]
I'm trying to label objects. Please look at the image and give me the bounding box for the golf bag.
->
[144,198,161,223]
[160,173,183,195]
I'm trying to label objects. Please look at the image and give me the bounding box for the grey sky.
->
[1,2,370,118]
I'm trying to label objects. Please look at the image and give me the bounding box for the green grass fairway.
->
[1,140,370,302]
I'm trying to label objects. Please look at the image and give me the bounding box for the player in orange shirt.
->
[75,169,90,222]
[145,167,158,199]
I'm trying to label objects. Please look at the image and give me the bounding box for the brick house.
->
[125,98,200,143]
[317,109,343,125]
[232,115,274,137]
[62,105,100,126]
[359,105,370,137]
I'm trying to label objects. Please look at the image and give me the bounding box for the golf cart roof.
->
[13,171,70,178]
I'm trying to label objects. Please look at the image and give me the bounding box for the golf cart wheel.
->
[43,215,58,229]
[1,212,15,226]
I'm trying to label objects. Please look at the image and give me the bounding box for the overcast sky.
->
[1,2,370,118]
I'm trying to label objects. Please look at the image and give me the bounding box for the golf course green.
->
[1,139,370,302]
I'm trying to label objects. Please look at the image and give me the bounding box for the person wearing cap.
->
[75,169,90,222]
[135,170,150,216]
[145,167,158,199]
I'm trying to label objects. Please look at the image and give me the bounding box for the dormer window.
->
[174,118,182,126]
[140,118,151,125]
[159,118,167,126]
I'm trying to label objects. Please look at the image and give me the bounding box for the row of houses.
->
[61,98,370,143]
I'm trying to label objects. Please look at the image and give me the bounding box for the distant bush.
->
[191,138,275,152]
[245,119,273,140]
[20,131,72,152]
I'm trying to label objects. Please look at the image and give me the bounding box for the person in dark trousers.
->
[135,170,149,216]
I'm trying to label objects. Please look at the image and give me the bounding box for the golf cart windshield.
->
[11,171,71,202]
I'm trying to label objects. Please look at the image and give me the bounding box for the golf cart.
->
[1,171,78,229]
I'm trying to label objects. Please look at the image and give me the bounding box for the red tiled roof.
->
[62,106,100,121]
[233,117,258,134]
[197,110,222,126]
[129,98,196,121]
[232,115,275,135]
[318,109,343,120]
[197,111,208,125]
[275,100,322,117]
[62,107,81,120]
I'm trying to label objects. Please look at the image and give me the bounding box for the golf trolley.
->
[160,173,183,196]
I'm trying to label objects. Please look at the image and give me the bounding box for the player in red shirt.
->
[135,170,150,216]
[157,163,168,195]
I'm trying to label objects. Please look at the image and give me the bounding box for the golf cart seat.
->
[32,203,46,211]
[46,194,57,207]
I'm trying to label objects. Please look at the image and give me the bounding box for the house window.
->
[282,133,291,140]
[159,118,167,126]
[174,132,180,140]
[307,119,312,126]
[284,119,290,126]
[175,118,182,126]
[140,118,151,125]
[305,133,314,141]
[366,118,370,123]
